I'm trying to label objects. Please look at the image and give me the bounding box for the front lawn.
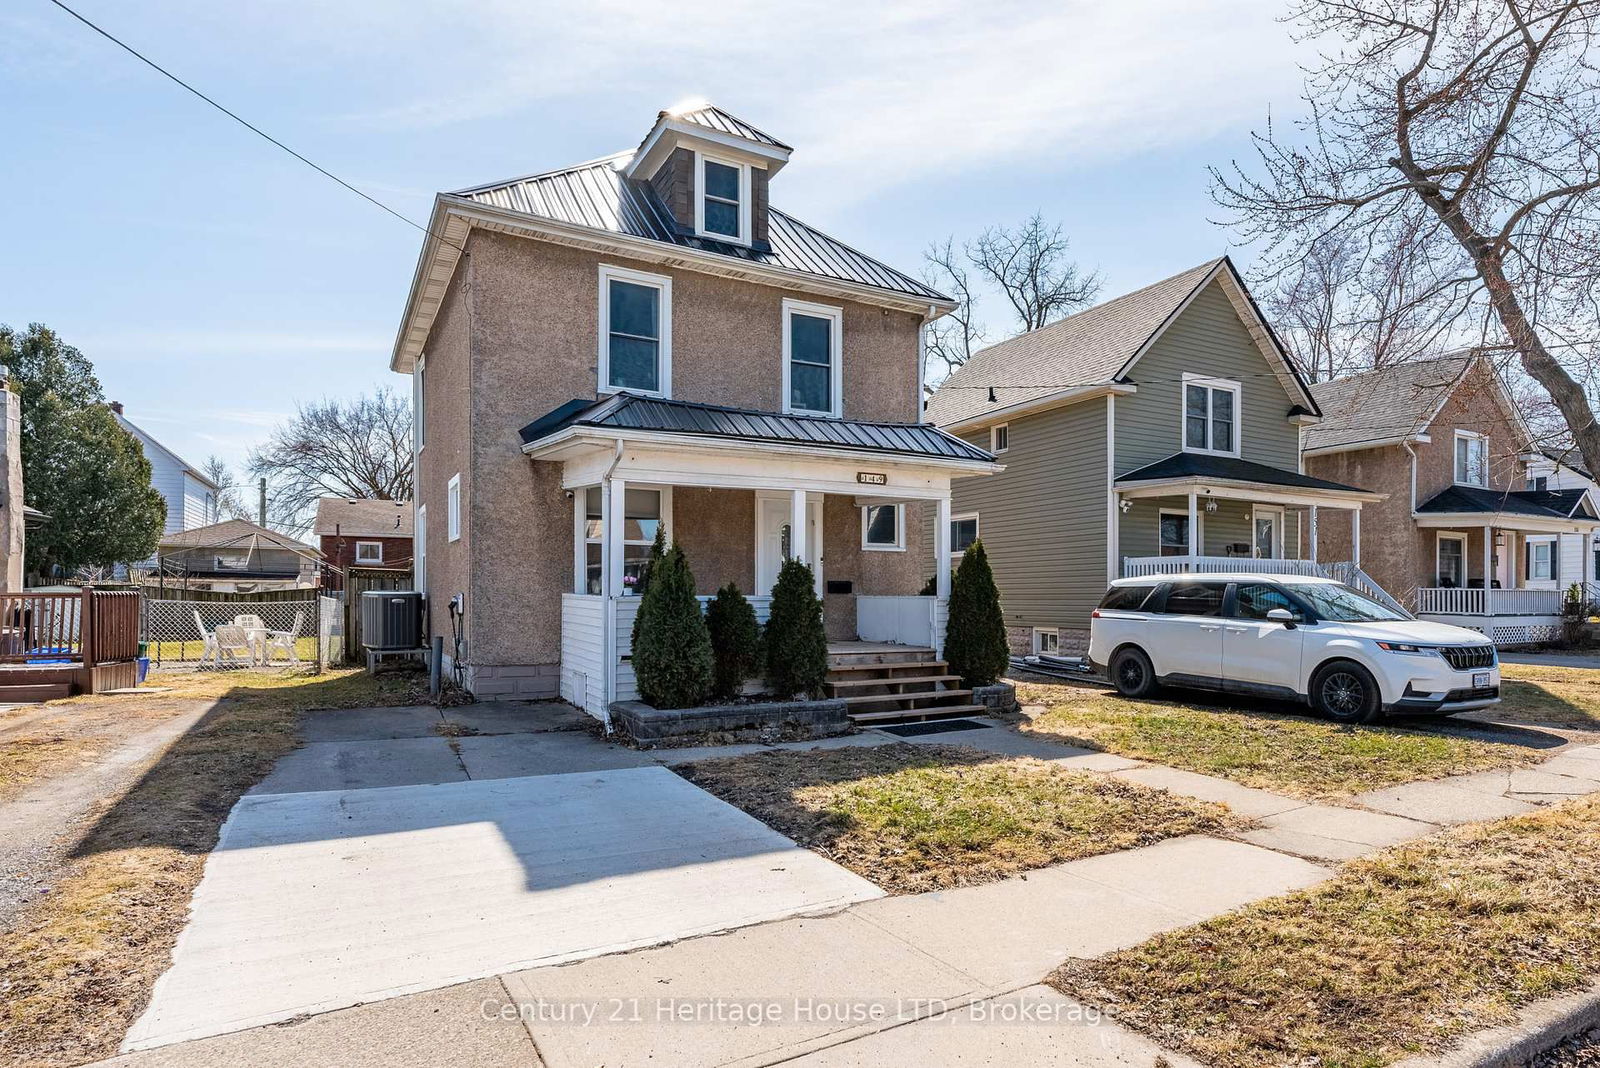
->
[0,668,436,1068]
[1496,662,1600,728]
[1051,795,1600,1068]
[1017,681,1541,801]
[676,743,1243,894]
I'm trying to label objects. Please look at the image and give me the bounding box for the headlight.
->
[1376,641,1433,654]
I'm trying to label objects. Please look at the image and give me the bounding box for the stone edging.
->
[1391,981,1600,1068]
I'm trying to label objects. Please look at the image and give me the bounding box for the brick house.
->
[389,104,1000,709]
[1303,354,1600,645]
[313,497,414,590]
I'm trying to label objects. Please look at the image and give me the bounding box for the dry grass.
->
[677,743,1243,894]
[1051,795,1600,1068]
[0,667,432,1068]
[1016,681,1542,801]
[0,691,214,801]
[1496,663,1600,728]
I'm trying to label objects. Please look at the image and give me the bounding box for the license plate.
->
[1473,672,1491,688]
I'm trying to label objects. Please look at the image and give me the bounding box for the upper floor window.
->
[783,298,843,418]
[1455,431,1488,486]
[1182,375,1240,456]
[696,153,750,243]
[991,424,1009,453]
[1531,475,1548,491]
[355,541,383,564]
[599,265,672,397]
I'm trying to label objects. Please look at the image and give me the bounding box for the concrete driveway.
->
[123,704,882,1052]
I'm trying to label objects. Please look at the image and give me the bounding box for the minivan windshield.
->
[1291,582,1408,623]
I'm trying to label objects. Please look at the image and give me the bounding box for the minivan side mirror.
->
[1266,607,1298,628]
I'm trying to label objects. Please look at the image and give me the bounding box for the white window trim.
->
[1251,505,1285,560]
[781,297,844,418]
[1158,507,1203,556]
[860,503,905,552]
[415,354,426,452]
[1527,535,1557,581]
[1436,531,1468,585]
[693,150,752,246]
[1180,373,1242,458]
[447,474,461,542]
[415,505,427,590]
[1034,628,1060,655]
[354,540,384,564]
[951,512,979,557]
[582,485,673,596]
[598,264,673,398]
[1454,430,1488,487]
[990,423,1009,454]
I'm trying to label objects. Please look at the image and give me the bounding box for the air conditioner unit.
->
[361,590,423,650]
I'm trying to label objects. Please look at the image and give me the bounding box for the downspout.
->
[598,438,625,733]
[1403,440,1420,605]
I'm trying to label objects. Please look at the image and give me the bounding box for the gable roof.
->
[519,394,996,465]
[660,104,791,151]
[925,257,1316,429]
[157,518,318,555]
[313,498,413,538]
[1303,354,1478,454]
[115,412,219,491]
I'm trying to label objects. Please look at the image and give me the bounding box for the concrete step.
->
[848,704,989,724]
[827,674,962,690]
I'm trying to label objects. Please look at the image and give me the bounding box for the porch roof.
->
[519,394,996,464]
[1116,452,1376,498]
[1418,485,1600,522]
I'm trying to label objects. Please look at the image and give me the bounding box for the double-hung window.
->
[951,514,979,556]
[783,299,842,417]
[861,504,903,551]
[1455,431,1488,486]
[1182,375,1240,456]
[696,153,749,243]
[583,487,665,595]
[1529,538,1556,581]
[355,541,383,565]
[990,424,1009,453]
[599,265,671,396]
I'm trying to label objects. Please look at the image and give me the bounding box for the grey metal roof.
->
[671,105,791,150]
[927,260,1226,427]
[521,394,996,464]
[1116,452,1373,495]
[1304,355,1475,453]
[454,155,946,304]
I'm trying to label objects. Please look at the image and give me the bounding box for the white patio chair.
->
[233,614,266,632]
[263,611,304,665]
[194,609,218,664]
[211,624,255,668]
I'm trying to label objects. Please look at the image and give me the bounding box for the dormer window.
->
[696,153,750,243]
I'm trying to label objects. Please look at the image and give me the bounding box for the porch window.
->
[951,513,979,555]
[861,504,903,551]
[1182,375,1239,456]
[1437,533,1467,587]
[784,299,842,417]
[600,265,671,396]
[584,487,663,595]
[355,541,383,564]
[1529,538,1555,581]
[697,154,748,242]
[1454,432,1488,486]
[1158,511,1192,556]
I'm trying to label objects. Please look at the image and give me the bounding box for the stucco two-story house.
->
[391,104,999,710]
[1304,354,1600,644]
[927,258,1383,656]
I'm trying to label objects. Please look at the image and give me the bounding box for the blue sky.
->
[1,0,1312,474]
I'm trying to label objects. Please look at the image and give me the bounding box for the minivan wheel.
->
[1109,647,1158,699]
[1311,661,1382,724]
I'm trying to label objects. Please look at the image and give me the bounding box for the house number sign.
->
[856,472,888,485]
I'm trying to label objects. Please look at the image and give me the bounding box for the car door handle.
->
[1224,626,1250,633]
[1198,625,1222,631]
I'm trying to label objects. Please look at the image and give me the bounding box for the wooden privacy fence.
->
[343,566,414,662]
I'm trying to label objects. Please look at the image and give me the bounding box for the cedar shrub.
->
[945,539,1009,686]
[764,558,828,698]
[630,535,713,709]
[705,582,762,700]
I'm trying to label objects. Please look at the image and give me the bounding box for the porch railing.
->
[0,589,139,664]
[1122,556,1329,578]
[856,595,945,651]
[1414,587,1566,617]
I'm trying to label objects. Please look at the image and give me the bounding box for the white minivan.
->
[1087,573,1499,724]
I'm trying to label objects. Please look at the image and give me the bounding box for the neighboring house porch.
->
[519,394,1001,722]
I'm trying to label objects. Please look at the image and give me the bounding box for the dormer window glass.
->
[695,152,750,243]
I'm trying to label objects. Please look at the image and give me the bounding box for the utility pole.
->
[258,477,268,527]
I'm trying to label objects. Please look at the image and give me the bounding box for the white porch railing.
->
[1122,556,1329,578]
[856,595,947,652]
[1414,587,1566,616]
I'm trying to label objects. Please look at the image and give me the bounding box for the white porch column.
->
[1187,491,1199,567]
[1483,525,1494,609]
[935,493,952,599]
[1308,505,1319,563]
[1506,527,1517,588]
[605,478,627,598]
[1350,508,1361,568]
[572,488,587,594]
[789,487,808,568]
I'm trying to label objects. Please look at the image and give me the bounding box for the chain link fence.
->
[143,597,322,670]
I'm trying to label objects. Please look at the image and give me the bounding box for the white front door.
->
[756,495,822,598]
[1253,507,1283,559]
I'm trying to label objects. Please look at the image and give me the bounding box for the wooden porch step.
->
[839,689,973,707]
[0,683,71,702]
[827,660,948,674]
[827,647,936,667]
[827,674,961,690]
[847,704,989,724]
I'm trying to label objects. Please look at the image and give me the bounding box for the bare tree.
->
[1213,0,1600,476]
[200,455,252,521]
[248,388,412,532]
[921,237,986,381]
[968,213,1102,332]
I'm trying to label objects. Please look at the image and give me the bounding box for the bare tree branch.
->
[967,213,1103,333]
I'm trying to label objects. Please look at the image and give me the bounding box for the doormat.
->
[874,718,990,738]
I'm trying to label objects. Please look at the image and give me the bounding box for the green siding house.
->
[927,258,1383,655]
